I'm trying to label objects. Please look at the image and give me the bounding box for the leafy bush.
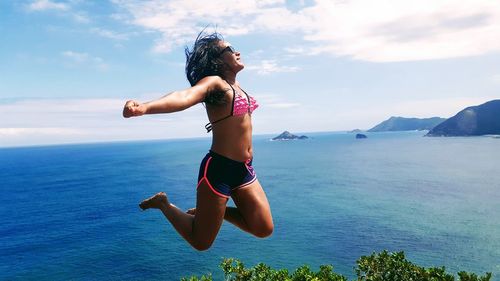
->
[181,258,346,281]
[356,250,490,281]
[182,251,492,281]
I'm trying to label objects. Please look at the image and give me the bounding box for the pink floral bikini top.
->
[205,83,259,132]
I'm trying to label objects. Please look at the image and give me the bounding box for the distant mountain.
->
[426,100,500,136]
[272,131,308,140]
[368,117,445,132]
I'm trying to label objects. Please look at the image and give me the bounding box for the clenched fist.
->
[123,100,147,118]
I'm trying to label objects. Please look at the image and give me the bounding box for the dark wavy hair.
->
[185,31,226,87]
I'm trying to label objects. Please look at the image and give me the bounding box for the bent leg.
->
[228,179,274,238]
[140,181,228,251]
[186,206,248,231]
[186,206,255,234]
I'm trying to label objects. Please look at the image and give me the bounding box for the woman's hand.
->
[123,100,147,118]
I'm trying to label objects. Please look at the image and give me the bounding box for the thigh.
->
[193,180,228,247]
[231,179,273,229]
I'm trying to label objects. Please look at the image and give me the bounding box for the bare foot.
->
[186,207,196,215]
[139,192,168,210]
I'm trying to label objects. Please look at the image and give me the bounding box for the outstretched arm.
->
[123,76,224,118]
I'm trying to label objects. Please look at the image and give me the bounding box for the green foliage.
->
[183,251,492,281]
[185,258,345,281]
[355,251,492,281]
[457,271,492,281]
[356,250,454,281]
[180,274,212,281]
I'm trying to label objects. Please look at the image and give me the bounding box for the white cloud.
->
[328,96,496,131]
[27,0,69,11]
[0,127,84,136]
[0,98,208,147]
[0,98,121,147]
[266,103,300,109]
[387,97,496,118]
[1,98,123,118]
[110,13,127,21]
[111,0,299,52]
[1,94,493,147]
[256,0,285,7]
[253,93,300,105]
[26,0,90,23]
[62,51,89,62]
[246,60,299,75]
[284,46,309,55]
[90,28,130,40]
[112,0,500,62]
[491,74,500,83]
[72,12,90,23]
[303,0,500,62]
[62,51,109,70]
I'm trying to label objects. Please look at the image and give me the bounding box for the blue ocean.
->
[1,131,499,280]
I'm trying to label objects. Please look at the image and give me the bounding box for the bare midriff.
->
[209,113,253,162]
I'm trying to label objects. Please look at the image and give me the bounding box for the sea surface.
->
[1,131,499,280]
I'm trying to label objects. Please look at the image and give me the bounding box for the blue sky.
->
[1,0,500,147]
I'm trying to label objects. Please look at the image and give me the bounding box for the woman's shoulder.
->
[199,76,232,105]
[197,75,227,90]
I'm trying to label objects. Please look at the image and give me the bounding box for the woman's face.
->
[219,41,244,74]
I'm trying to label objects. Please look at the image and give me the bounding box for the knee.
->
[253,223,274,238]
[191,240,214,251]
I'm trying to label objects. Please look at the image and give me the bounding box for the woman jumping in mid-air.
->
[122,32,274,251]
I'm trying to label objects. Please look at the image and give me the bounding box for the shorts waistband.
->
[208,150,252,164]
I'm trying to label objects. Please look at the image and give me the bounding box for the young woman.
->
[122,32,274,251]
